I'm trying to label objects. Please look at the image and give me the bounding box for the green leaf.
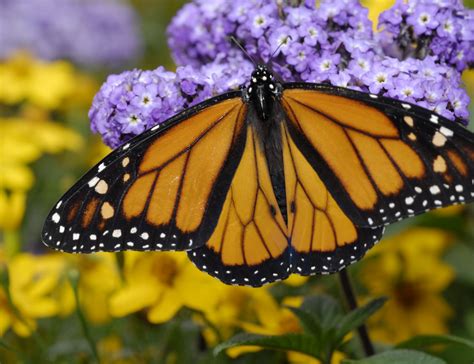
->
[335,297,387,343]
[213,333,322,359]
[342,349,446,364]
[284,305,323,337]
[300,294,343,330]
[397,334,474,351]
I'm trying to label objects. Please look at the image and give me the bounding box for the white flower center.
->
[128,114,140,125]
[418,13,430,25]
[320,60,332,71]
[375,73,387,83]
[278,34,291,46]
[358,60,368,70]
[254,15,266,27]
[443,21,453,33]
[308,27,318,37]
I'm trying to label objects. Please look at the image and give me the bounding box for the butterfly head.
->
[247,65,280,99]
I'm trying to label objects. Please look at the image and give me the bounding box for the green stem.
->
[69,271,100,363]
[338,269,375,357]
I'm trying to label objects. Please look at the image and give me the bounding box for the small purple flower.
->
[347,51,373,78]
[298,23,327,47]
[119,111,146,135]
[407,6,440,35]
[388,76,424,102]
[329,71,352,88]
[362,64,395,94]
[450,88,470,120]
[286,43,313,72]
[248,5,275,38]
[131,83,161,111]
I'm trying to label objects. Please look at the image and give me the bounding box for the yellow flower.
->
[68,253,121,324]
[0,253,75,337]
[199,285,280,346]
[9,253,75,318]
[110,251,222,323]
[0,53,84,109]
[239,296,303,336]
[0,191,27,231]
[0,248,34,337]
[0,286,36,337]
[0,53,96,230]
[0,116,83,230]
[360,228,454,343]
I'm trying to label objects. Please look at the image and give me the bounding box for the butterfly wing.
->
[281,123,384,274]
[42,93,249,252]
[188,123,290,287]
[281,85,474,228]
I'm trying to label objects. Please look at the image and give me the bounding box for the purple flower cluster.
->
[378,0,474,72]
[0,0,141,67]
[89,57,253,148]
[168,0,375,75]
[91,0,472,148]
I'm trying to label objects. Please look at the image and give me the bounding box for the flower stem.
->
[338,269,375,357]
[69,270,100,363]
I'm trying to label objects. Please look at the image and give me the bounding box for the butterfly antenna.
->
[269,35,292,62]
[229,36,257,66]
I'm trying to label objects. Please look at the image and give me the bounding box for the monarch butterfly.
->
[42,63,474,287]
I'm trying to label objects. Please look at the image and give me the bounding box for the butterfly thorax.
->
[245,65,288,222]
[246,64,281,122]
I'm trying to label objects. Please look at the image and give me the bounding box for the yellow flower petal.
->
[0,191,26,230]
[12,317,35,338]
[147,290,182,323]
[110,284,160,317]
[284,274,309,287]
[361,0,396,29]
[226,345,262,359]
